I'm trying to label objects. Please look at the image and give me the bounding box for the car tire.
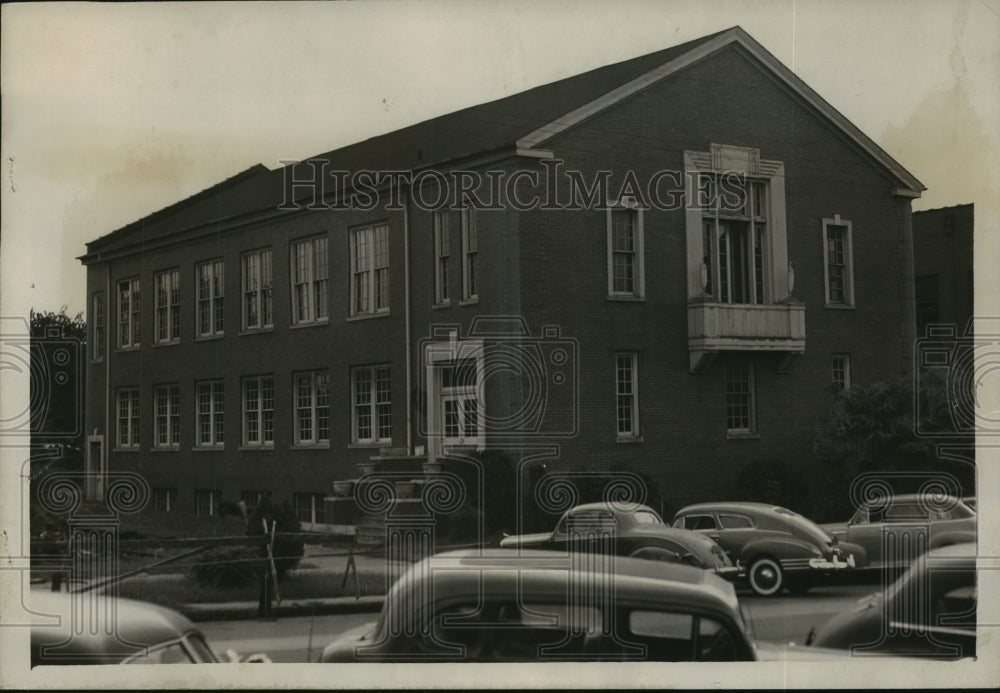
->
[748,556,784,596]
[784,575,812,594]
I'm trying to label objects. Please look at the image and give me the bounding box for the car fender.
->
[930,530,977,549]
[498,531,553,549]
[738,537,819,564]
[838,541,869,568]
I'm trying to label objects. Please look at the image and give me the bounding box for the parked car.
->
[30,591,270,665]
[321,548,760,662]
[820,494,976,571]
[499,502,738,578]
[805,543,976,659]
[671,502,857,596]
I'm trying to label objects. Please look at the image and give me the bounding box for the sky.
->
[2,0,998,320]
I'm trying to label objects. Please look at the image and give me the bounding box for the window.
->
[350,223,390,315]
[439,358,480,445]
[116,387,140,448]
[154,269,180,344]
[676,514,718,531]
[295,371,330,445]
[352,365,391,444]
[607,201,644,298]
[718,514,754,529]
[242,248,273,330]
[291,236,329,324]
[117,277,141,348]
[616,354,639,438]
[726,359,756,434]
[195,489,221,516]
[461,208,478,301]
[293,492,327,524]
[242,375,274,447]
[822,216,855,306]
[700,176,768,304]
[434,210,451,305]
[196,380,224,447]
[197,259,224,337]
[153,384,180,449]
[92,292,105,361]
[832,354,851,391]
[241,490,268,514]
[153,488,177,512]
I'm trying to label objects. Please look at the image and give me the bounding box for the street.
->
[199,583,877,662]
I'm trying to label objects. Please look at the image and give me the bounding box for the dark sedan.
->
[499,501,737,578]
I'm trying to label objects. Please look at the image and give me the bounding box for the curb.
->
[181,595,385,622]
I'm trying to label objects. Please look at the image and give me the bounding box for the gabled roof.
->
[82,26,923,258]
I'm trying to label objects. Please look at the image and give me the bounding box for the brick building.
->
[912,204,974,337]
[79,27,924,523]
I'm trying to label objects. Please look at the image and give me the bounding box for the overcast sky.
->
[2,0,998,319]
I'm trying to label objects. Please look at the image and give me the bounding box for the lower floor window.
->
[153,488,177,512]
[154,384,180,449]
[616,354,639,438]
[352,365,391,443]
[195,489,221,516]
[832,354,851,391]
[726,358,756,433]
[116,387,140,448]
[242,375,274,447]
[293,493,326,524]
[241,490,269,515]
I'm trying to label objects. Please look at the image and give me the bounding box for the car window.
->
[681,514,717,531]
[125,640,194,664]
[885,502,928,521]
[633,510,663,525]
[628,611,742,661]
[718,514,754,529]
[564,510,617,532]
[183,634,219,663]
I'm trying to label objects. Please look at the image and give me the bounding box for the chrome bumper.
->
[808,554,855,570]
[715,565,743,580]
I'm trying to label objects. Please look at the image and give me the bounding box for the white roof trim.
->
[516,27,924,195]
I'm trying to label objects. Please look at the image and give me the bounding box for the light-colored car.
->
[499,501,738,578]
[672,502,857,596]
[806,543,976,659]
[820,494,976,571]
[30,590,269,665]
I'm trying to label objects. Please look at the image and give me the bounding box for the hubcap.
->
[754,563,778,589]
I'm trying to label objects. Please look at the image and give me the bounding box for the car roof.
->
[29,590,201,658]
[388,549,740,616]
[675,502,786,515]
[564,501,658,515]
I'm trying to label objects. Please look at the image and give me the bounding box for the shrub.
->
[189,545,259,589]
[246,496,304,579]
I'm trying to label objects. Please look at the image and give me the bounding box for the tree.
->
[30,307,86,449]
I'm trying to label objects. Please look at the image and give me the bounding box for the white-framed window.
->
[154,269,181,344]
[607,200,645,298]
[117,277,141,348]
[242,375,274,447]
[461,208,478,301]
[726,358,756,434]
[92,291,105,361]
[197,259,224,337]
[295,370,330,445]
[440,357,481,445]
[195,489,221,516]
[352,365,391,444]
[196,380,225,447]
[293,492,327,524]
[241,490,268,514]
[616,353,639,438]
[823,216,855,306]
[350,223,390,315]
[116,387,140,448]
[434,210,451,305]
[291,236,329,324]
[699,175,768,304]
[153,384,180,449]
[153,488,177,512]
[832,354,852,390]
[242,248,273,330]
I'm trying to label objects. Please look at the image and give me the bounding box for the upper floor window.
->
[823,216,855,306]
[295,370,330,445]
[92,292,105,361]
[832,354,851,391]
[616,353,640,438]
[726,358,756,435]
[607,201,645,298]
[439,357,481,446]
[196,380,224,448]
[351,224,390,316]
[242,248,273,330]
[197,259,224,337]
[154,270,181,344]
[116,387,140,448]
[291,236,329,325]
[154,384,180,449]
[461,209,478,301]
[685,145,789,303]
[242,375,274,447]
[434,211,451,305]
[117,277,141,348]
[352,365,391,444]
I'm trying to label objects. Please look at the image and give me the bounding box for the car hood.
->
[819,521,848,537]
[499,531,552,548]
[320,621,377,662]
